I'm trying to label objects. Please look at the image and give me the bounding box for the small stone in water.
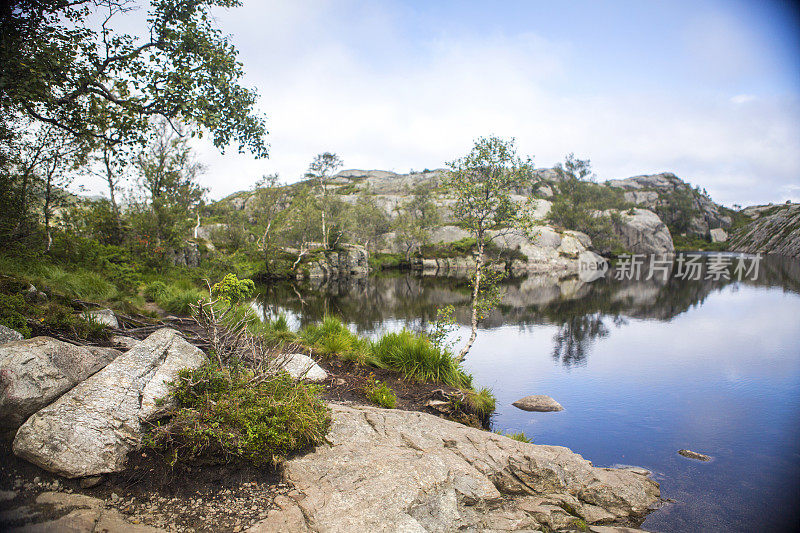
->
[678,449,712,461]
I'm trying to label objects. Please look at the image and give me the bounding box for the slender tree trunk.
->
[455,241,484,363]
[44,175,52,251]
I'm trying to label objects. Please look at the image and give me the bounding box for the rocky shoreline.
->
[1,322,662,532]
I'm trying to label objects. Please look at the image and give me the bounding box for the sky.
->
[85,0,800,206]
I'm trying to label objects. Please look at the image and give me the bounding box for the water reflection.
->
[255,254,800,367]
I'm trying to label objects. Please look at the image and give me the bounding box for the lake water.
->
[255,254,800,532]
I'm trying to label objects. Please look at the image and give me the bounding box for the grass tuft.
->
[370,329,470,387]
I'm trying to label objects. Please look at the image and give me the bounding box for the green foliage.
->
[0,293,32,338]
[299,316,374,365]
[161,287,206,315]
[370,329,470,387]
[211,273,255,305]
[497,431,532,443]
[369,252,405,270]
[144,281,169,302]
[466,387,496,419]
[363,374,397,409]
[653,187,697,234]
[1,0,268,155]
[672,234,728,252]
[546,155,629,251]
[145,363,330,466]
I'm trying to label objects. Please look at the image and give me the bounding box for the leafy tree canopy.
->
[0,0,268,156]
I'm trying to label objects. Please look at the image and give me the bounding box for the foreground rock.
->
[281,353,328,382]
[13,329,205,478]
[0,338,120,429]
[248,403,659,532]
[678,449,712,462]
[512,394,564,412]
[0,325,23,345]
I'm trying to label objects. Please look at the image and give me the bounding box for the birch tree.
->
[444,136,532,363]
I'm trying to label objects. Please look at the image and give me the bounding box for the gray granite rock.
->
[512,394,564,412]
[13,329,205,478]
[0,338,120,429]
[247,403,659,532]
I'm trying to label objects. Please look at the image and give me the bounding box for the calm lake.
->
[255,253,800,532]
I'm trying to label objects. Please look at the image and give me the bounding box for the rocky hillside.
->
[605,172,733,239]
[729,203,800,257]
[206,168,683,280]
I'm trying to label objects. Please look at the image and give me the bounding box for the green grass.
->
[496,430,532,443]
[466,387,496,419]
[299,316,375,365]
[0,256,119,302]
[672,234,729,252]
[370,329,470,387]
[144,362,330,467]
[363,375,397,408]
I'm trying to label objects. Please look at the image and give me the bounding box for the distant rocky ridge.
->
[206,168,698,279]
[729,203,800,258]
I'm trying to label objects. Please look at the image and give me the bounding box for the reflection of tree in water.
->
[551,313,623,367]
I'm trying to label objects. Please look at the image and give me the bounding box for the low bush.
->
[145,363,330,466]
[0,293,32,337]
[363,374,397,408]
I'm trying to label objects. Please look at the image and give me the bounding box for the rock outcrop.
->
[12,329,205,478]
[300,244,370,280]
[165,242,201,268]
[0,338,120,429]
[248,403,660,532]
[729,203,800,258]
[607,172,731,238]
[609,208,674,254]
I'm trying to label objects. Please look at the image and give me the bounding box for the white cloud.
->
[730,94,757,104]
[74,1,800,207]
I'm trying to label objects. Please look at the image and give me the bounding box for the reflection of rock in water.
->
[256,255,799,364]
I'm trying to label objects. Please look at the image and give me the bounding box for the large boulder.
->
[12,329,206,478]
[0,338,120,430]
[247,403,659,532]
[609,208,674,254]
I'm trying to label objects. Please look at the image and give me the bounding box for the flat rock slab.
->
[247,403,659,532]
[678,449,712,461]
[0,325,23,346]
[281,353,328,382]
[13,329,205,478]
[0,337,120,429]
[512,394,564,412]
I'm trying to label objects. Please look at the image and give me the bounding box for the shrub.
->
[371,329,470,387]
[363,374,397,408]
[145,363,330,466]
[144,281,169,302]
[0,293,32,337]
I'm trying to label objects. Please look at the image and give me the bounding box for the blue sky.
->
[96,0,800,206]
